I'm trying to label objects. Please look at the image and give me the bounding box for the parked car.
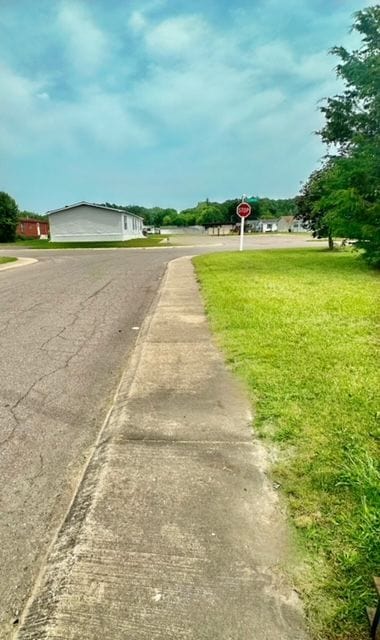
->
[143,226,161,235]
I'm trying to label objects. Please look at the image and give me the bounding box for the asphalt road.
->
[0,248,187,637]
[0,236,321,638]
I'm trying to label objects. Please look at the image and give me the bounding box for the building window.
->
[124,215,128,230]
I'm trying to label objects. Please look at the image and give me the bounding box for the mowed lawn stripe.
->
[194,248,380,640]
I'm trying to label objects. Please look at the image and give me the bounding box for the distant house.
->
[47,202,144,243]
[17,218,49,239]
[277,216,307,233]
[249,217,307,233]
[252,219,279,233]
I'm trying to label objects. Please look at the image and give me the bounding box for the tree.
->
[0,192,19,242]
[299,6,380,265]
[317,146,379,262]
[259,198,277,218]
[296,166,335,249]
[162,210,182,226]
[179,209,197,226]
[19,210,48,221]
[319,6,380,152]
[196,203,224,225]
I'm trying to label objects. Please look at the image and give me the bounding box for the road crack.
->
[0,281,113,449]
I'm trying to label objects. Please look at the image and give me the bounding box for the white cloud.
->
[251,41,335,84]
[128,10,147,33]
[0,7,340,169]
[145,15,208,56]
[0,63,44,151]
[68,89,154,148]
[0,62,153,156]
[130,14,334,143]
[58,2,108,75]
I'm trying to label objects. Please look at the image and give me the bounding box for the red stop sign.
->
[236,202,251,218]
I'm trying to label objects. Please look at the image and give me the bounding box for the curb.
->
[0,257,38,272]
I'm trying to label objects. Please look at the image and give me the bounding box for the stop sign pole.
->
[237,196,251,251]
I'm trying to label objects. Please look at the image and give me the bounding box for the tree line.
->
[101,197,297,228]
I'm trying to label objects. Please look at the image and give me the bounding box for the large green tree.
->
[300,6,380,265]
[0,192,19,242]
[319,6,380,151]
[196,204,223,225]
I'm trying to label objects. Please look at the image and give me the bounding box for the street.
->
[0,248,178,636]
[0,235,319,637]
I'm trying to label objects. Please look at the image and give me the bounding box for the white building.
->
[252,219,279,233]
[47,202,144,243]
[277,216,308,233]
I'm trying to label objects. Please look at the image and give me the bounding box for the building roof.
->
[46,201,143,220]
[253,218,279,223]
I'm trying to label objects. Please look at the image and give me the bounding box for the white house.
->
[47,202,144,242]
[277,216,308,233]
[251,219,279,233]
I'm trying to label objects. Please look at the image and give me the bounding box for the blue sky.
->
[0,0,374,212]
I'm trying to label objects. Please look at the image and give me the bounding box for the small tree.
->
[0,192,19,242]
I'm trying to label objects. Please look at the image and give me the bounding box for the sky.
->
[0,0,374,212]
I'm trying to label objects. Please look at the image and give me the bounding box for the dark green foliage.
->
[319,6,380,150]
[296,165,336,249]
[300,6,380,266]
[19,210,48,221]
[0,192,19,242]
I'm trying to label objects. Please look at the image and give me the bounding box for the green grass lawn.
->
[0,257,17,265]
[194,248,380,640]
[6,236,166,249]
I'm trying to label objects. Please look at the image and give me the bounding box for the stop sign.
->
[236,202,251,218]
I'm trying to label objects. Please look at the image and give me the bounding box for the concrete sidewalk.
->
[17,257,306,640]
